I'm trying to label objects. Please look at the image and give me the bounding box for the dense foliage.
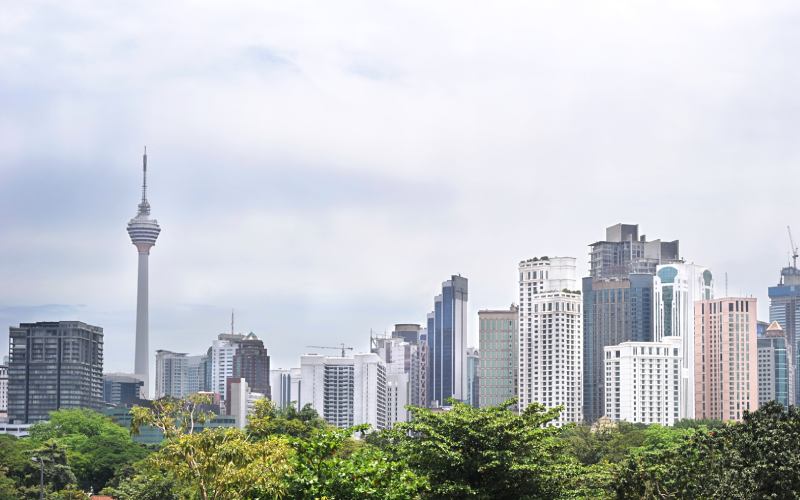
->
[0,409,147,498]
[1,399,800,498]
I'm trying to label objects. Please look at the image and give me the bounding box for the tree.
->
[284,424,426,499]
[377,398,577,499]
[23,441,78,495]
[28,409,148,492]
[246,399,326,439]
[615,403,800,498]
[130,393,216,439]
[127,395,294,499]
[149,428,294,500]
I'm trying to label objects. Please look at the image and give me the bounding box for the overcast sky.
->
[1,2,799,383]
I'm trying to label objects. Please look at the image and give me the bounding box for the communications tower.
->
[126,148,161,398]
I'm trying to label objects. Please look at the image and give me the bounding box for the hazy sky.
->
[2,2,799,381]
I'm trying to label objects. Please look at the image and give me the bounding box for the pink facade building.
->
[694,298,758,421]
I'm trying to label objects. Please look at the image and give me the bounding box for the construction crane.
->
[789,226,799,269]
[306,343,354,358]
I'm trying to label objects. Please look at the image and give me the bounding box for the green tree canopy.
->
[28,408,148,492]
[375,398,580,499]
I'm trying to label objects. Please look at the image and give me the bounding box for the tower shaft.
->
[135,250,151,397]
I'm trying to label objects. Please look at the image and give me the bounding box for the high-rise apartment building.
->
[478,305,518,408]
[466,348,479,408]
[604,337,682,425]
[103,373,144,406]
[695,298,758,421]
[126,149,161,398]
[372,336,413,425]
[232,333,271,398]
[427,275,469,407]
[757,321,793,407]
[299,353,387,430]
[8,322,104,423]
[155,350,189,398]
[412,329,428,407]
[653,263,713,419]
[583,224,679,422]
[519,257,583,425]
[186,354,209,394]
[768,265,800,405]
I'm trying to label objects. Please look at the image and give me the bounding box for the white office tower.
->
[604,337,682,425]
[270,368,293,409]
[653,263,713,419]
[299,353,387,430]
[518,257,582,425]
[210,333,243,401]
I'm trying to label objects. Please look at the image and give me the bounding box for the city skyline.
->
[2,2,799,374]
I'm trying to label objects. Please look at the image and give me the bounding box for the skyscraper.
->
[427,275,468,407]
[757,321,793,407]
[478,305,518,408]
[583,224,679,422]
[8,322,104,423]
[127,148,161,398]
[232,332,271,398]
[695,298,758,421]
[653,263,713,419]
[519,257,583,425]
[768,265,800,405]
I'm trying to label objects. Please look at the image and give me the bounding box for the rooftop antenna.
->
[231,309,235,335]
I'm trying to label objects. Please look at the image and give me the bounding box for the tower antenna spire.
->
[231,309,235,335]
[142,146,148,203]
[137,146,151,216]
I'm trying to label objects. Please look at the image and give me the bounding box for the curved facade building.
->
[653,263,713,420]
